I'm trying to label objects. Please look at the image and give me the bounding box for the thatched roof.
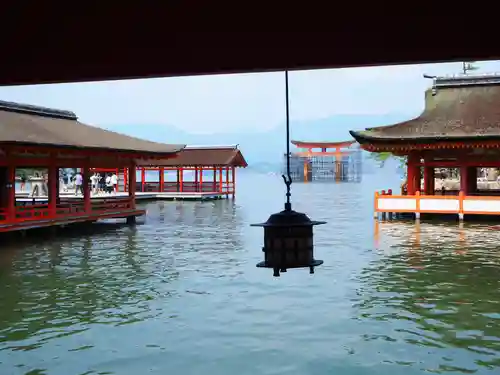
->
[350,74,500,146]
[291,140,355,148]
[138,145,248,167]
[0,100,185,155]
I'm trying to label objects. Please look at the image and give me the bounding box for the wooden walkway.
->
[0,208,144,232]
[16,191,227,202]
[374,190,500,221]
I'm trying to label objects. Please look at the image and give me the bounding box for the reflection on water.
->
[0,172,499,374]
[367,221,500,372]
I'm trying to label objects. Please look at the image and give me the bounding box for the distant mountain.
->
[103,113,416,164]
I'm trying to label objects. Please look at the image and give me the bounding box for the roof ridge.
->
[184,145,238,150]
[0,100,77,120]
[423,73,500,90]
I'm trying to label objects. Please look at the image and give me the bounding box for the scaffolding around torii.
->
[284,140,362,182]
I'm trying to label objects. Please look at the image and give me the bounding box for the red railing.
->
[0,197,135,224]
[0,208,8,222]
[137,181,234,194]
[15,204,52,221]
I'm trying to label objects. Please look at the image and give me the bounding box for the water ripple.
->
[0,173,499,374]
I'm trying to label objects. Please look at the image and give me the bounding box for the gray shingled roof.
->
[0,100,185,155]
[350,74,500,145]
[137,146,248,167]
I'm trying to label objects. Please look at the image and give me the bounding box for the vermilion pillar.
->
[83,164,91,214]
[212,167,217,191]
[459,166,468,195]
[159,167,164,192]
[7,165,15,221]
[141,168,145,192]
[123,168,128,192]
[219,167,223,193]
[225,167,229,198]
[460,166,477,195]
[199,167,203,192]
[48,159,58,216]
[467,167,477,194]
[423,166,435,195]
[231,166,235,198]
[129,162,136,209]
[406,153,421,195]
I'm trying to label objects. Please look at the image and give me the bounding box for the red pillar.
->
[7,165,16,221]
[141,168,146,192]
[48,160,58,217]
[179,168,183,192]
[406,153,421,195]
[129,162,136,209]
[123,167,128,192]
[225,167,230,198]
[159,167,164,192]
[423,166,435,195]
[219,167,223,193]
[199,167,203,192]
[194,167,198,192]
[212,167,217,192]
[467,167,477,194]
[83,164,91,214]
[231,166,235,198]
[460,166,469,195]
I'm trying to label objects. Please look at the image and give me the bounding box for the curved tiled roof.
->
[138,146,248,167]
[350,74,500,145]
[0,100,185,155]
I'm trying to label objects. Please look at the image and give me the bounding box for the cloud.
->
[0,60,499,134]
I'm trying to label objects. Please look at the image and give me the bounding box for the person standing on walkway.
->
[74,171,83,196]
[90,172,99,195]
[20,174,26,192]
[42,172,48,196]
[111,172,118,195]
[105,173,113,195]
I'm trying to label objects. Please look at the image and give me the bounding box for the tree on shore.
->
[371,152,407,173]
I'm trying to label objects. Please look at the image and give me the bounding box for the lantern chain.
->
[283,70,292,211]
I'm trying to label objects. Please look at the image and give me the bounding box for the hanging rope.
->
[282,70,292,211]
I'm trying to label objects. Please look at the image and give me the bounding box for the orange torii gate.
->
[289,140,359,182]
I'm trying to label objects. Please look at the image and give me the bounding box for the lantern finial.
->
[282,174,292,211]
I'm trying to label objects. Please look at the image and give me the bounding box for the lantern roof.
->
[251,209,326,227]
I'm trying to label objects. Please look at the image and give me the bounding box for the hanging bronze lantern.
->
[252,70,326,277]
[251,203,325,277]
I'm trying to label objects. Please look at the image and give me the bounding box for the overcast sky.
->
[1,60,500,134]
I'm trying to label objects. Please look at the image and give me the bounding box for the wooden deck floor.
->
[16,191,228,201]
[0,208,145,233]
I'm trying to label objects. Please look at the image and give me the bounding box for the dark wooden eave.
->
[1,4,498,86]
[349,131,500,146]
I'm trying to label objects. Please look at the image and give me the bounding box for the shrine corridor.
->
[0,171,499,375]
